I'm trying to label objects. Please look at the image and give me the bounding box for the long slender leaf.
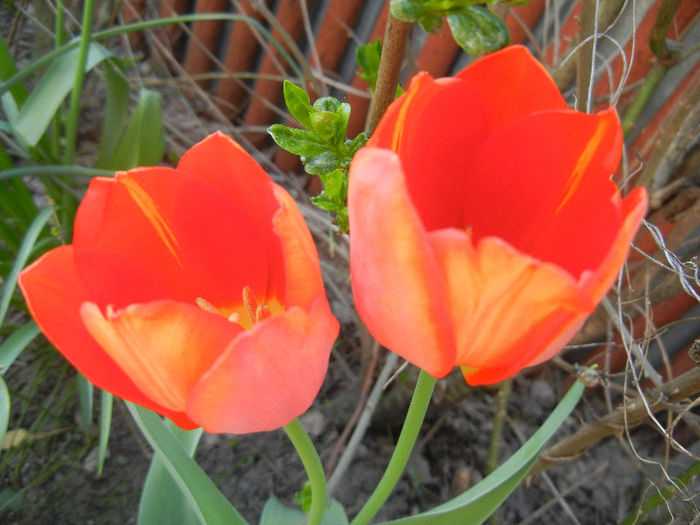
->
[126,403,248,525]
[0,321,40,374]
[0,375,9,453]
[105,88,165,170]
[0,166,114,181]
[97,390,113,475]
[138,422,203,525]
[13,43,112,146]
[96,60,130,168]
[76,374,94,430]
[375,380,585,525]
[0,15,301,99]
[0,207,53,329]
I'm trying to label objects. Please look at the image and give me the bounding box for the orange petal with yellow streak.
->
[188,299,338,434]
[349,148,455,378]
[80,301,242,412]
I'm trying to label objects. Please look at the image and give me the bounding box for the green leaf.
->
[0,375,9,455]
[0,322,40,374]
[355,39,383,91]
[310,195,339,212]
[268,124,328,157]
[97,390,113,475]
[446,7,510,56]
[318,169,346,202]
[138,420,203,525]
[346,133,369,158]
[283,80,314,129]
[14,42,112,146]
[0,34,29,107]
[127,403,248,525]
[375,379,585,525]
[259,496,349,525]
[0,207,53,329]
[303,152,340,176]
[105,88,165,170]
[309,111,344,145]
[260,497,306,525]
[76,373,94,430]
[96,59,130,168]
[0,487,23,514]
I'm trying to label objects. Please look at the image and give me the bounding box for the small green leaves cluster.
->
[356,39,404,97]
[268,81,368,233]
[391,0,527,55]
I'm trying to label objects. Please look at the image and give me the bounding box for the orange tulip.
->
[348,46,647,385]
[19,132,338,433]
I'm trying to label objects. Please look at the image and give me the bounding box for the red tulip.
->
[19,132,338,433]
[349,46,647,385]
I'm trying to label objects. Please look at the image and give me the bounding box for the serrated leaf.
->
[309,111,343,144]
[346,133,369,157]
[303,152,340,176]
[268,124,327,157]
[318,169,346,201]
[283,80,314,129]
[446,6,509,56]
[311,195,339,212]
[356,39,383,91]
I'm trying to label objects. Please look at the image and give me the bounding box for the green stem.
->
[350,369,437,525]
[51,0,66,159]
[486,378,512,525]
[621,64,667,137]
[284,418,327,525]
[64,0,95,164]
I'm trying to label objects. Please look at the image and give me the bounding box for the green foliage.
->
[374,379,585,524]
[356,40,383,92]
[127,403,247,525]
[294,481,313,512]
[268,81,369,233]
[355,40,404,97]
[390,0,521,55]
[446,7,510,55]
[138,421,203,525]
[260,496,349,525]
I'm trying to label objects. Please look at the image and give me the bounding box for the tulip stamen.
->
[242,286,257,325]
[256,305,272,323]
[195,297,219,315]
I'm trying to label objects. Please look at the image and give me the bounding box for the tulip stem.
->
[284,418,328,525]
[350,369,437,525]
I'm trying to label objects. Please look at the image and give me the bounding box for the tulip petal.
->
[187,300,338,434]
[73,167,279,313]
[464,108,625,279]
[271,185,325,310]
[176,132,287,303]
[581,186,648,302]
[18,247,197,428]
[369,73,489,232]
[456,45,569,130]
[428,233,590,383]
[80,301,242,412]
[349,148,455,378]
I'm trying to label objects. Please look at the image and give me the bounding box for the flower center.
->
[196,286,274,329]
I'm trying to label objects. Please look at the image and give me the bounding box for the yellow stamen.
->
[195,297,219,315]
[242,286,257,326]
[255,305,272,323]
